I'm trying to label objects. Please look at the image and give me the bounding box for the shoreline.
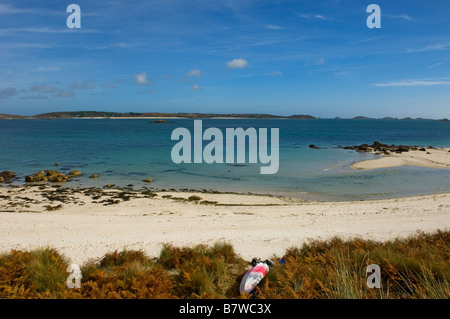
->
[1,185,449,265]
[2,180,449,203]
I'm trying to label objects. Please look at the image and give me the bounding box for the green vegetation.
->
[0,231,448,299]
[1,111,317,119]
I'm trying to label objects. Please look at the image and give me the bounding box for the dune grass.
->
[0,230,448,299]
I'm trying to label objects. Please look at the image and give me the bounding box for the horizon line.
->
[0,111,449,121]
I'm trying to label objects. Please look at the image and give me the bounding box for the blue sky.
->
[0,0,449,118]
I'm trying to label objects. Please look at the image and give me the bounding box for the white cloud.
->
[236,70,283,78]
[134,72,149,85]
[297,13,333,21]
[266,25,284,30]
[406,45,446,53]
[226,58,249,69]
[267,70,282,76]
[0,28,77,35]
[374,79,450,87]
[315,58,325,65]
[0,4,34,14]
[187,69,202,77]
[297,13,310,19]
[427,62,444,69]
[30,66,60,72]
[90,42,135,50]
[192,84,201,91]
[114,42,133,48]
[0,4,65,16]
[1,42,53,49]
[385,14,413,20]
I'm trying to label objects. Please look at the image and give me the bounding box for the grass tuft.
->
[0,231,448,299]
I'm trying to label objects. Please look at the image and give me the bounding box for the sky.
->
[0,0,449,118]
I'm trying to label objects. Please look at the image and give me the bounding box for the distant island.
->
[0,111,316,120]
[0,111,447,121]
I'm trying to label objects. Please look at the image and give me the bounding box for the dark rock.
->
[25,170,70,183]
[188,195,202,201]
[395,146,410,153]
[69,170,82,177]
[357,144,370,151]
[149,119,174,123]
[372,141,389,149]
[35,170,46,178]
[226,163,247,167]
[45,204,63,211]
[309,144,320,149]
[341,141,431,154]
[0,171,17,180]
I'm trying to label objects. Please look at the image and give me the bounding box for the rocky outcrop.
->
[342,141,423,154]
[0,171,17,182]
[25,170,83,183]
[26,170,67,183]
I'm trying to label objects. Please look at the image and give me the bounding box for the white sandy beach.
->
[350,147,450,170]
[1,186,449,265]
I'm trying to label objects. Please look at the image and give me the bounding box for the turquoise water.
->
[0,118,449,201]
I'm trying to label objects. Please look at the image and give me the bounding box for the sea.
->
[0,118,449,201]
